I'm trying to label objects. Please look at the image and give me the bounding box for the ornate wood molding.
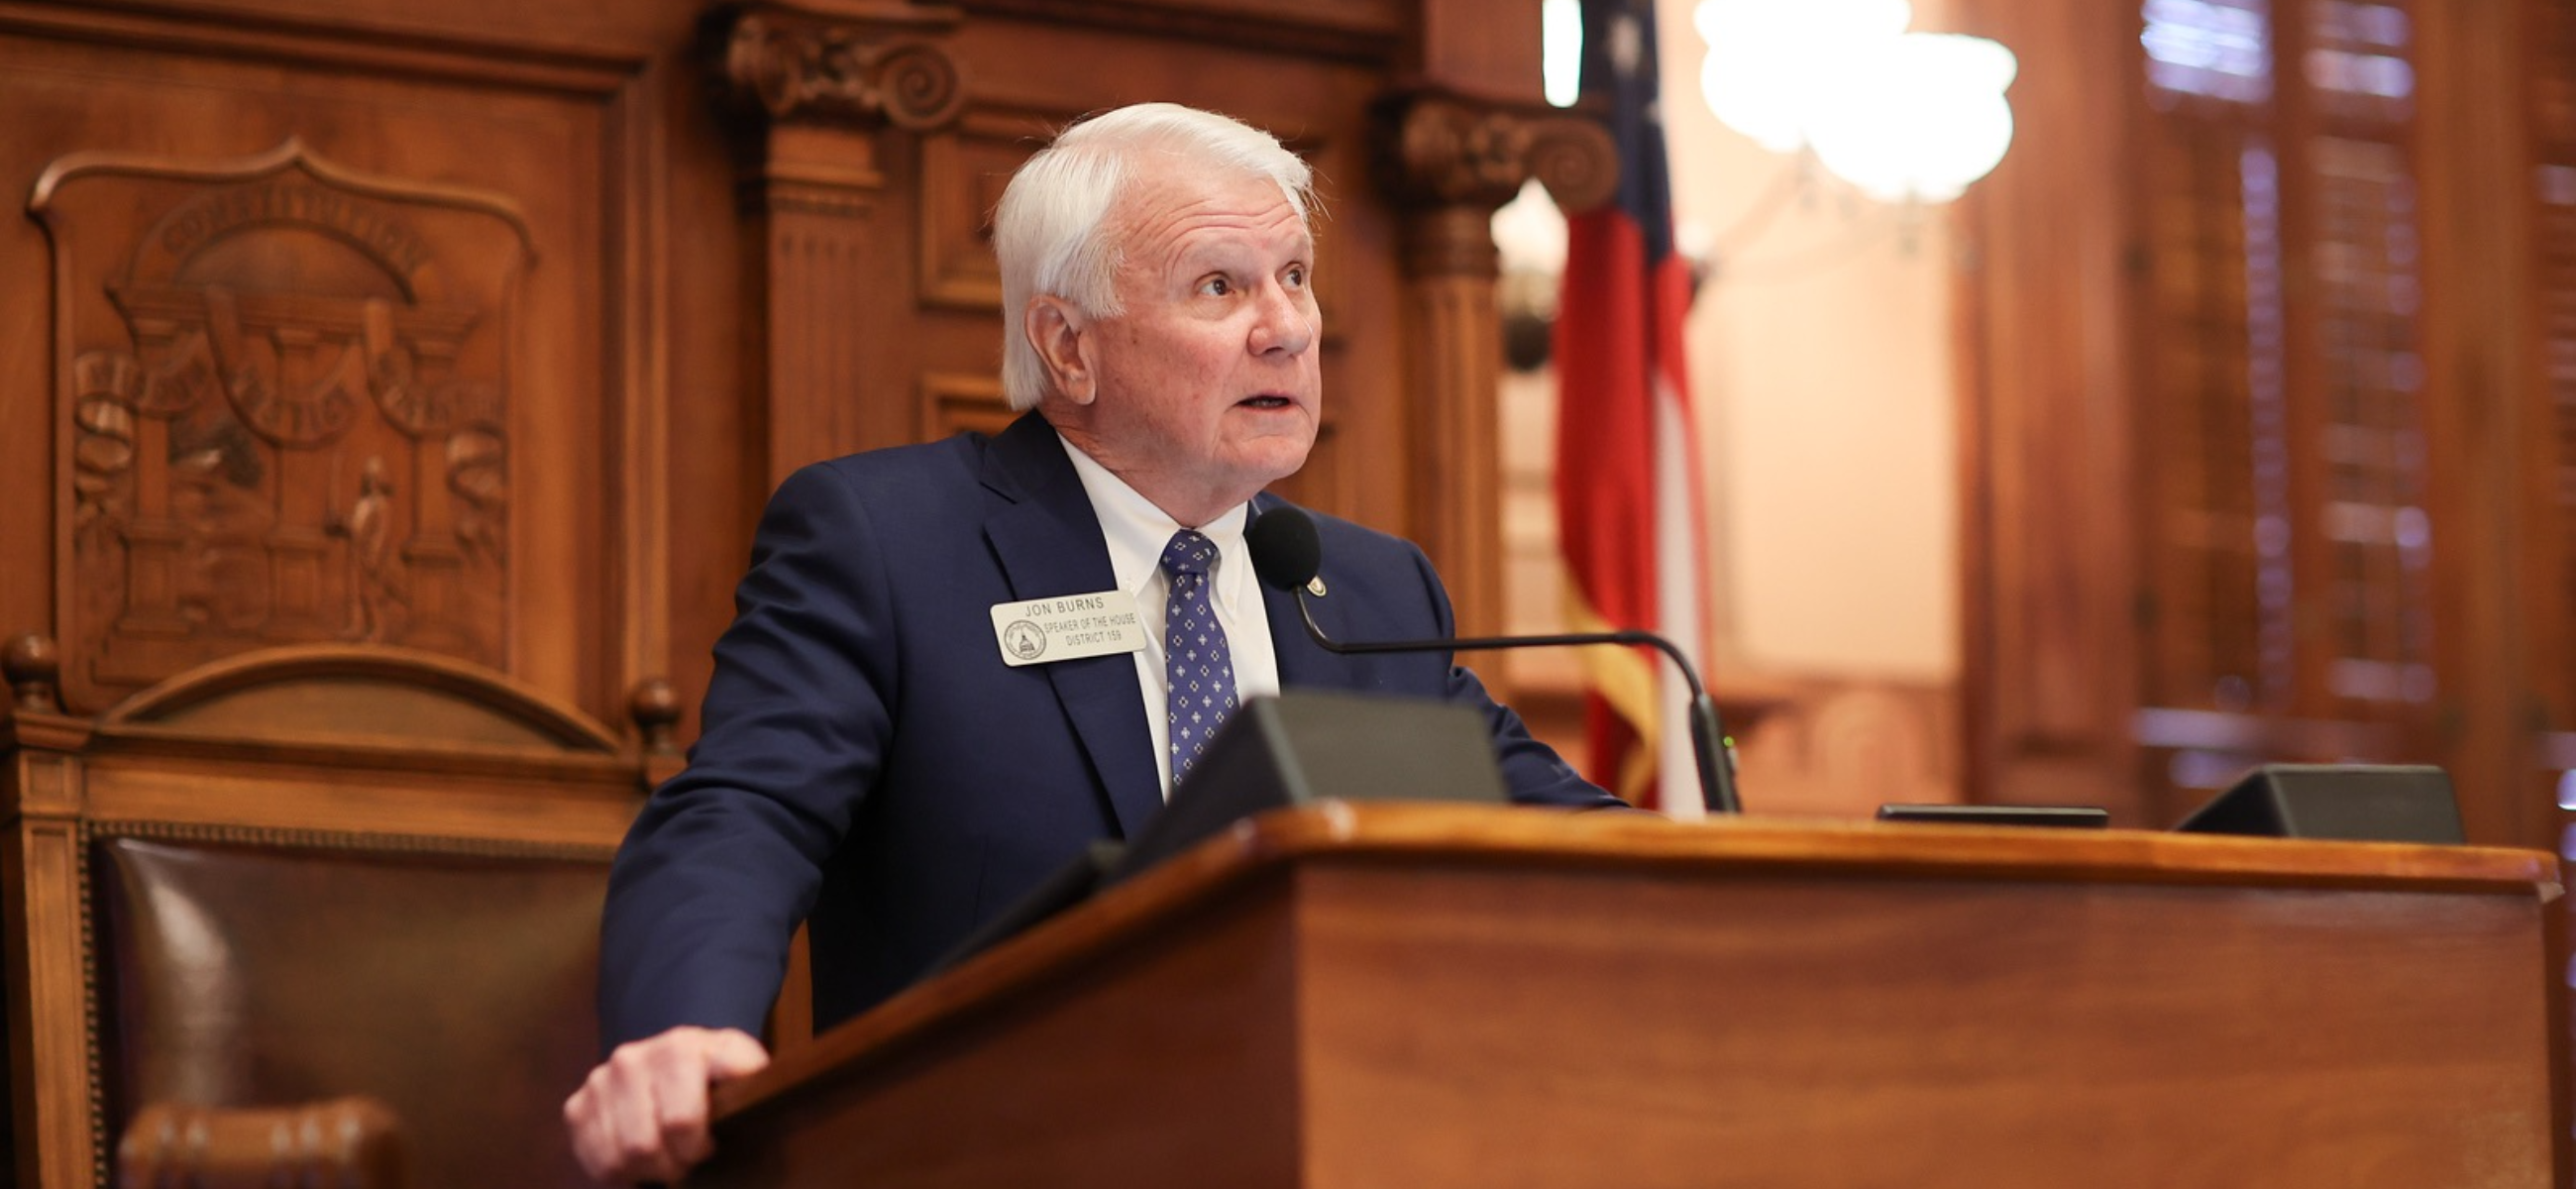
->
[1374,90,1616,276]
[710,1,967,132]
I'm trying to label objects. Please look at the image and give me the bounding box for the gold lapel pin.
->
[1307,576,1328,597]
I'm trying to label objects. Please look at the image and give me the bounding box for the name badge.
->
[991,591,1148,667]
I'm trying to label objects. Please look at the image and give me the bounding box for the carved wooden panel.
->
[32,144,531,703]
[0,5,674,723]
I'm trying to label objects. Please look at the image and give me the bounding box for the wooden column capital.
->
[709,0,967,134]
[1373,90,1617,276]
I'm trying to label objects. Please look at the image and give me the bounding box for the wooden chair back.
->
[2,638,658,1189]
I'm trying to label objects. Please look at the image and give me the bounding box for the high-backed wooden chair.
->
[0,635,664,1189]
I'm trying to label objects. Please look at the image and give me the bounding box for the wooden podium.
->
[695,805,2565,1188]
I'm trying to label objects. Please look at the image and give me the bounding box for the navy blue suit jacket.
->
[599,412,1618,1046]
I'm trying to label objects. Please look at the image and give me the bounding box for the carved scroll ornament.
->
[1377,91,1619,214]
[712,1,965,131]
[1372,91,1618,280]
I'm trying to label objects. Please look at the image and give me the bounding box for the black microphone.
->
[1245,507,1743,814]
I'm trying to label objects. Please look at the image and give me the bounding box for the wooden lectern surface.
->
[697,805,2564,1189]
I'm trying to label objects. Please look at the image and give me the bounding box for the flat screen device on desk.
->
[1876,805,2112,829]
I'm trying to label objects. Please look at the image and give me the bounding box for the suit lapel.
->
[982,414,1165,839]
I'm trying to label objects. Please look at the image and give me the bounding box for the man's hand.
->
[564,1026,771,1184]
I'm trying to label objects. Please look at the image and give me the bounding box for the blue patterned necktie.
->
[1160,529,1238,787]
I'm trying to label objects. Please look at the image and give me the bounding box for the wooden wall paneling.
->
[910,102,1071,453]
[2117,1,2440,784]
[2109,0,2543,845]
[912,174,996,318]
[608,60,679,731]
[0,2,681,729]
[915,105,1035,317]
[1269,117,1373,525]
[2273,6,2448,766]
[2414,0,2551,850]
[2131,107,2261,733]
[655,42,760,750]
[1952,0,2149,821]
[2265,8,2334,728]
[2525,0,2576,843]
[1414,0,1541,97]
[919,372,1016,441]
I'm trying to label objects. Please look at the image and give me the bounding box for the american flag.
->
[1554,0,1713,817]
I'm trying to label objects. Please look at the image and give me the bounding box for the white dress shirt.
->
[1058,437,1282,799]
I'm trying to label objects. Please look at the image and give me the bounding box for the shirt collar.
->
[1057,434,1250,598]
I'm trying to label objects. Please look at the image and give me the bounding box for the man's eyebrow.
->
[1164,227,1313,269]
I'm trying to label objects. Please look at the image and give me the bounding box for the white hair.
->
[995,103,1315,410]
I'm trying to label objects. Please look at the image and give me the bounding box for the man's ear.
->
[1026,296,1096,405]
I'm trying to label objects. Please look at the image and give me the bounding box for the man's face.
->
[1042,165,1322,524]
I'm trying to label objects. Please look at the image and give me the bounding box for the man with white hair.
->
[564,102,1617,1184]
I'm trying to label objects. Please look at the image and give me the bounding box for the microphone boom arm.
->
[1289,593,1744,814]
